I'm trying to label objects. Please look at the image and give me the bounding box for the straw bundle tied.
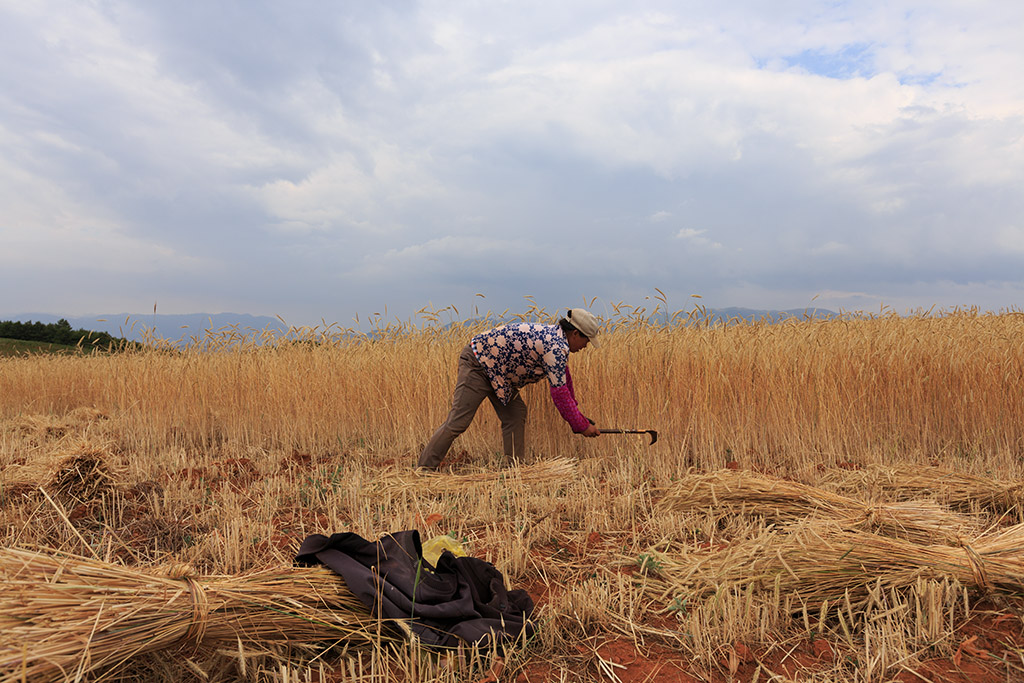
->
[3,445,124,505]
[0,547,398,683]
[48,451,121,503]
[382,456,577,494]
[657,469,981,544]
[822,463,1024,512]
[643,521,1024,610]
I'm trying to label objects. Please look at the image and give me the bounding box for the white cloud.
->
[675,228,723,249]
[349,235,544,282]
[995,226,1024,254]
[0,200,208,276]
[0,126,208,275]
[253,143,448,235]
[2,1,1023,322]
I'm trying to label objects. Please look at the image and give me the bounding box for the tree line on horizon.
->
[0,318,131,350]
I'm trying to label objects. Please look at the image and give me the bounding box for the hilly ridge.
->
[4,306,838,346]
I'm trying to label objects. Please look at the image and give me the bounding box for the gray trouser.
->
[418,344,527,469]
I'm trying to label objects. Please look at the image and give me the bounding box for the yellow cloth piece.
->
[422,535,467,567]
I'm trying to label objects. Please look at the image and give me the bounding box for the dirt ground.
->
[10,441,1024,683]
[513,581,1024,682]
[210,453,1024,682]
[506,532,1024,683]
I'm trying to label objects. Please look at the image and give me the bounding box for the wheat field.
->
[2,304,1024,682]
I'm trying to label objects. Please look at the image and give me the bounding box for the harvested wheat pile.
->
[2,442,124,505]
[48,448,122,503]
[641,521,1024,610]
[656,469,981,545]
[0,547,393,683]
[822,463,1024,513]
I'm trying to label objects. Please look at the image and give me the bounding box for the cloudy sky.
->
[2,1,1022,328]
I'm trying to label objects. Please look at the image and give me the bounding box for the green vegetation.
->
[0,318,133,355]
[0,337,82,357]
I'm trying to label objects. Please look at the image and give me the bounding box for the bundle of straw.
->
[0,547,396,683]
[643,521,1024,609]
[656,469,980,545]
[821,463,1024,512]
[381,457,577,494]
[49,451,119,503]
[3,443,124,505]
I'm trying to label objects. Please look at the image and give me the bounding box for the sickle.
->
[598,429,658,445]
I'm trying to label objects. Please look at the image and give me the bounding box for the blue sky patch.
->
[783,43,876,79]
[898,71,942,86]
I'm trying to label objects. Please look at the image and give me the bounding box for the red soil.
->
[512,530,1024,683]
[156,455,1024,682]
[512,597,1024,683]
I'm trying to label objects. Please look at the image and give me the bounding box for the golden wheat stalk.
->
[657,469,981,544]
[642,521,1024,609]
[822,463,1024,512]
[0,547,396,683]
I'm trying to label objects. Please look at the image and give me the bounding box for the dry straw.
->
[48,449,122,504]
[643,521,1024,610]
[5,307,1024,680]
[822,462,1024,513]
[0,547,396,683]
[656,469,982,544]
[379,457,577,495]
[5,440,121,488]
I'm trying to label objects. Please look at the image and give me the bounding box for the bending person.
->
[418,308,601,470]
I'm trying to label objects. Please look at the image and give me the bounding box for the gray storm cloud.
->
[1,1,1022,324]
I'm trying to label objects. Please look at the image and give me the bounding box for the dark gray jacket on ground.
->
[295,530,535,648]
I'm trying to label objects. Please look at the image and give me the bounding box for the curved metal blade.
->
[599,428,659,445]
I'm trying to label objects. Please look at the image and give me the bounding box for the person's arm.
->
[544,336,600,436]
[549,367,599,436]
[550,384,590,432]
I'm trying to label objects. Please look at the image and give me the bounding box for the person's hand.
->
[582,423,600,437]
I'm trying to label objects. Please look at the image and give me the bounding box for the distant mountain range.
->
[5,312,289,344]
[686,307,838,323]
[3,307,838,345]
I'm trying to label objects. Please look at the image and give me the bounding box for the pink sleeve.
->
[550,383,590,433]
